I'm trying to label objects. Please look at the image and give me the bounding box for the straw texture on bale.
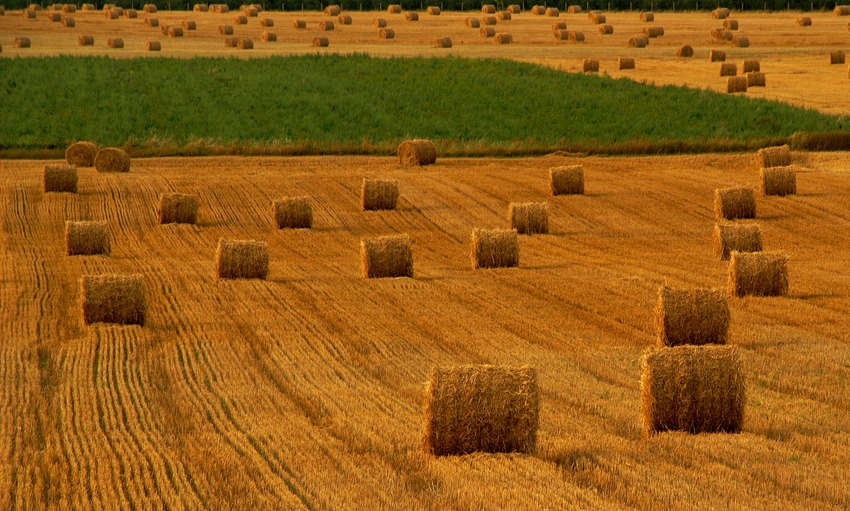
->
[482,3,496,12]
[598,24,613,34]
[292,19,306,28]
[194,3,208,11]
[677,45,694,57]
[436,37,452,48]
[66,221,110,256]
[146,41,161,51]
[644,26,664,37]
[732,36,749,48]
[582,58,599,72]
[589,12,605,23]
[629,35,648,47]
[405,12,418,21]
[44,165,78,193]
[507,5,522,13]
[81,274,146,326]
[470,228,519,269]
[398,139,437,165]
[830,50,845,64]
[654,286,730,347]
[481,15,497,25]
[181,20,196,30]
[213,3,230,12]
[215,239,269,280]
[714,187,755,221]
[338,14,352,24]
[261,31,277,41]
[361,234,413,278]
[224,36,239,47]
[143,4,157,12]
[63,4,76,12]
[747,71,766,87]
[713,223,761,261]
[422,365,539,456]
[125,9,137,18]
[168,27,184,37]
[723,18,738,30]
[728,251,788,297]
[159,193,199,224]
[15,37,32,48]
[94,148,130,173]
[83,3,96,10]
[554,29,569,40]
[550,165,584,195]
[640,11,654,21]
[107,38,124,48]
[493,33,513,44]
[796,16,811,26]
[757,144,791,168]
[497,11,511,20]
[23,9,37,18]
[531,5,546,14]
[427,6,440,15]
[243,6,258,16]
[237,38,253,49]
[712,7,730,18]
[836,5,850,14]
[741,59,760,73]
[760,166,797,196]
[509,203,549,235]
[465,17,480,27]
[361,179,399,211]
[66,141,97,166]
[219,24,233,34]
[145,17,159,26]
[619,57,636,69]
[711,27,726,39]
[47,12,62,21]
[720,63,737,76]
[387,4,401,13]
[567,4,582,12]
[552,20,567,30]
[710,49,726,62]
[324,4,340,14]
[273,196,312,229]
[62,17,75,26]
[319,20,334,30]
[234,14,247,24]
[641,345,745,435]
[104,10,118,18]
[568,31,585,42]
[545,7,559,16]
[379,28,395,38]
[312,36,329,46]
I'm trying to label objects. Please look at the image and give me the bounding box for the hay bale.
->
[94,148,130,173]
[550,165,584,195]
[104,10,118,19]
[741,59,760,73]
[14,37,32,48]
[319,20,334,30]
[182,20,197,30]
[237,38,253,49]
[224,36,239,47]
[644,26,664,37]
[760,166,796,196]
[338,14,352,24]
[481,26,496,37]
[714,187,755,221]
[219,24,233,34]
[507,5,522,14]
[497,11,511,20]
[436,37,452,48]
[23,9,37,18]
[146,18,159,27]
[629,35,648,48]
[273,196,312,229]
[214,3,230,12]
[589,12,605,23]
[43,164,78,193]
[728,251,788,297]
[292,19,306,29]
[324,4,340,15]
[465,17,480,28]
[568,31,585,42]
[796,16,812,26]
[493,33,513,44]
[398,139,436,165]
[481,15,496,25]
[62,16,76,26]
[312,36,329,47]
[552,20,567,31]
[836,5,850,14]
[107,38,124,49]
[598,24,613,34]
[545,7,559,16]
[567,4,582,12]
[582,59,599,72]
[63,4,76,12]
[0,5,4,14]
[361,179,399,211]
[712,7,730,19]
[159,193,199,224]
[361,234,413,278]
[470,228,519,269]
[66,141,97,166]
[261,31,277,41]
[125,9,137,18]
[747,71,766,87]
[194,3,209,11]
[146,40,161,51]
[757,144,791,168]
[234,14,247,24]
[387,4,402,13]
[723,18,738,30]
[250,3,263,12]
[379,28,395,39]
[732,36,749,48]
[677,45,694,57]
[509,202,549,235]
[830,50,845,64]
[143,4,157,12]
[81,274,146,326]
[405,11,418,21]
[720,63,737,76]
[66,221,110,256]
[83,3,96,10]
[553,29,569,40]
[427,6,441,15]
[654,286,730,347]
[709,49,726,62]
[422,365,539,456]
[531,5,546,14]
[168,26,184,37]
[215,239,269,280]
[710,27,727,40]
[713,223,761,261]
[482,4,496,13]
[372,17,387,27]
[641,345,744,436]
[243,6,258,16]
[618,57,635,69]
[640,11,654,21]
[28,3,42,10]
[47,12,62,21]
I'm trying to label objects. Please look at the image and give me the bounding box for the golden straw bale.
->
[586,9,601,17]
[146,40,161,51]
[94,147,130,173]
[63,16,76,26]
[554,29,569,40]
[714,187,755,221]
[261,31,277,41]
[741,59,760,73]
[273,196,312,229]
[312,36,329,47]
[237,38,253,49]
[219,24,233,34]
[830,50,845,64]
[465,17,480,27]
[710,27,727,40]
[379,28,395,39]
[644,26,664,37]
[747,71,766,87]
[723,18,738,30]
[712,7,730,19]
[361,179,399,211]
[482,4,496,13]
[427,6,441,15]
[0,5,5,14]
[713,223,761,261]
[481,15,497,25]
[194,3,208,11]
[654,285,730,347]
[720,63,737,76]
[567,4,582,12]
[568,31,585,42]
[324,4,340,15]
[598,24,613,34]
[552,20,567,30]
[14,37,32,48]
[589,12,605,23]
[493,32,513,44]
[361,234,413,278]
[796,16,812,26]
[582,58,599,72]
[107,38,124,48]
[732,36,749,47]
[757,144,791,168]
[215,239,269,280]
[728,251,788,297]
[104,10,118,19]
[47,12,62,21]
[470,228,519,269]
[405,11,418,21]
[836,5,850,14]
[125,9,137,18]
[436,37,452,48]
[709,49,726,62]
[168,26,184,37]
[81,274,146,326]
[63,4,76,12]
[509,202,549,235]
[292,19,306,29]
[618,57,635,69]
[250,3,263,11]
[224,36,239,47]
[507,5,521,13]
[677,45,694,57]
[28,3,42,10]
[66,221,110,256]
[182,20,196,30]
[531,5,546,14]
[545,7,559,16]
[497,11,511,20]
[398,139,437,165]
[145,17,159,26]
[159,193,199,224]
[550,165,584,195]
[43,164,78,193]
[640,11,654,21]
[215,3,230,12]
[23,8,37,18]
[83,3,96,10]
[338,14,352,24]
[319,20,334,30]
[243,6,258,16]
[760,166,796,196]
[387,4,402,13]
[234,14,247,24]
[641,345,744,436]
[372,17,387,27]
[422,365,539,456]
[66,141,97,166]
[162,24,173,33]
[629,35,648,47]
[143,4,157,12]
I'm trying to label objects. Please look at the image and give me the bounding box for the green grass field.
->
[0,54,847,156]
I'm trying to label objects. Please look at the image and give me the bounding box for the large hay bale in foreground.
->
[422,365,539,455]
[677,45,694,57]
[509,202,549,235]
[44,164,78,193]
[398,139,437,165]
[641,345,744,436]
[654,285,730,347]
[760,166,796,196]
[66,221,110,256]
[727,76,748,93]
[757,144,791,168]
[273,196,312,229]
[66,141,97,166]
[94,148,130,173]
[81,274,146,326]
[550,165,584,195]
[618,57,636,69]
[471,228,518,269]
[215,239,269,280]
[224,36,239,47]
[362,179,399,211]
[361,234,413,278]
[159,193,199,224]
[714,187,755,221]
[830,50,845,64]
[713,223,762,261]
[728,251,788,297]
[747,71,766,87]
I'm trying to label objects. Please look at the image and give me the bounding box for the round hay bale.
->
[724,31,734,41]
[145,18,159,26]
[552,21,567,31]
[720,63,737,77]
[531,5,546,14]
[796,16,812,26]
[81,274,146,325]
[710,27,727,40]
[712,7,730,19]
[587,9,602,18]
[181,20,197,30]
[338,14,352,24]
[146,40,161,51]
[545,7,559,17]
[497,11,511,20]
[373,17,387,27]
[94,148,130,173]
[77,34,94,46]
[629,35,648,48]
[168,26,184,37]
[709,49,726,62]
[66,221,110,256]
[319,20,334,30]
[104,10,118,19]
[644,26,664,37]
[732,36,749,48]
[194,3,209,11]
[143,4,157,12]
[640,11,654,21]
[714,223,762,261]
[250,3,263,12]
[399,139,437,165]
[724,18,739,30]
[292,19,306,29]
[63,4,76,12]
[742,59,760,73]
[361,234,413,278]
[436,37,452,48]
[214,3,230,12]
[553,29,569,40]
[493,32,513,44]
[836,5,850,14]
[379,28,395,39]
[582,58,599,72]
[23,9,37,19]
[125,9,137,18]
[28,3,42,10]
[14,37,32,48]
[482,4,496,13]
[465,17,480,28]
[678,45,694,57]
[618,57,636,70]
[481,15,497,25]
[747,71,766,87]
[83,3,96,10]
[423,365,539,455]
[234,14,247,24]
[219,24,233,34]
[0,5,4,14]
[598,24,613,34]
[728,251,788,297]
[550,165,584,195]
[243,6,258,16]
[47,12,62,21]
[405,11,418,21]
[312,36,329,47]
[654,285,730,347]
[480,26,496,37]
[387,4,402,13]
[261,31,277,41]
[757,145,791,168]
[44,164,78,193]
[215,239,269,280]
[509,202,549,235]
[159,193,199,224]
[507,5,521,14]
[427,6,441,15]
[237,38,253,49]
[324,5,340,15]
[714,187,755,221]
[66,141,98,166]
[470,228,519,269]
[273,196,312,229]
[107,38,124,49]
[361,178,399,211]
[830,50,845,64]
[567,4,582,12]
[589,12,606,23]
[760,166,797,196]
[224,36,239,47]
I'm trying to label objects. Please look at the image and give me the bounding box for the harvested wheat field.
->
[1,10,850,113]
[0,152,849,509]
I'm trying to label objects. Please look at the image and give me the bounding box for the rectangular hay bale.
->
[158,193,199,224]
[470,228,519,269]
[273,196,313,228]
[509,202,549,235]
[714,187,756,221]
[550,165,584,195]
[81,274,146,326]
[713,223,762,261]
[43,164,78,193]
[361,234,413,278]
[361,179,399,211]
[215,239,269,280]
[654,285,730,347]
[66,221,110,256]
[728,251,788,297]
